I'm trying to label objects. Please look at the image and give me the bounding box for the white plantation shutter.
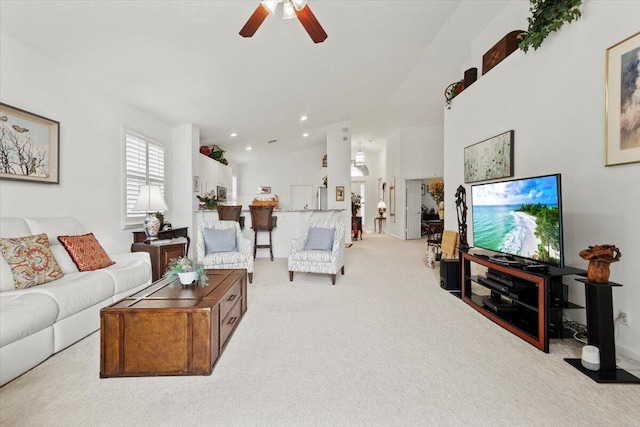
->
[231,175,238,204]
[124,130,165,227]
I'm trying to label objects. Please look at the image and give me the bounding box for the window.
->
[123,129,165,227]
[231,175,238,205]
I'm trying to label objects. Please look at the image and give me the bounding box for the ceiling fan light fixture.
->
[261,0,279,14]
[292,0,308,11]
[282,1,296,19]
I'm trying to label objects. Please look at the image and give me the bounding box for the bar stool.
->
[217,205,243,229]
[249,205,276,261]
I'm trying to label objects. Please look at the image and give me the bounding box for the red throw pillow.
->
[57,233,115,271]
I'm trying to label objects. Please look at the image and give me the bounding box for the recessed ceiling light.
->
[230,133,238,137]
[300,115,308,121]
[246,146,252,151]
[303,133,309,137]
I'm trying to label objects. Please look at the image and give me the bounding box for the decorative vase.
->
[438,201,445,220]
[586,260,612,284]
[178,271,198,285]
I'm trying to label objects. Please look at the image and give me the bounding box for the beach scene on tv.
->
[472,176,562,267]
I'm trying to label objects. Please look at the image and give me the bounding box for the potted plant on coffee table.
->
[164,256,209,286]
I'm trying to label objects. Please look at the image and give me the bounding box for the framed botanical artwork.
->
[336,185,344,201]
[193,176,200,193]
[0,103,60,184]
[464,130,514,183]
[389,176,396,223]
[606,31,640,166]
[259,186,271,194]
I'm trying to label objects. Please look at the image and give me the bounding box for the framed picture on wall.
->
[464,130,514,183]
[606,31,640,166]
[193,176,200,193]
[390,176,396,223]
[336,186,344,201]
[0,103,60,184]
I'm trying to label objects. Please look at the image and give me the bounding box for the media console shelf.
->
[461,251,585,352]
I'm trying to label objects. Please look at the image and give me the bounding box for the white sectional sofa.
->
[0,217,152,386]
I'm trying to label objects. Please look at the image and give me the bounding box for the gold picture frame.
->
[336,186,344,201]
[0,103,60,184]
[606,31,640,166]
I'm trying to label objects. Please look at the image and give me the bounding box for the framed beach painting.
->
[464,130,514,183]
[0,103,60,184]
[606,31,640,166]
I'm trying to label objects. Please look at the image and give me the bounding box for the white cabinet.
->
[198,154,232,195]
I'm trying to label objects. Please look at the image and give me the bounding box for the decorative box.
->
[482,30,524,75]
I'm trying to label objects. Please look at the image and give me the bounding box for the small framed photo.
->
[193,176,200,193]
[336,185,345,201]
[0,103,60,184]
[259,186,271,194]
[421,183,426,195]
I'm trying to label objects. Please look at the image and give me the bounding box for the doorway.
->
[406,180,422,239]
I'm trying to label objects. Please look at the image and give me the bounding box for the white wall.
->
[0,34,172,253]
[173,124,199,255]
[237,144,326,210]
[385,126,444,239]
[444,1,640,359]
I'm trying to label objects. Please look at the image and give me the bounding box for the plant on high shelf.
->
[197,191,218,209]
[428,176,444,203]
[164,256,209,286]
[351,193,362,217]
[518,0,582,52]
[444,79,464,109]
[208,145,228,165]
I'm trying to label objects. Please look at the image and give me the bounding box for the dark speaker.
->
[440,259,460,291]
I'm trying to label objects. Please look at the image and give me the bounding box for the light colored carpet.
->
[1,234,639,426]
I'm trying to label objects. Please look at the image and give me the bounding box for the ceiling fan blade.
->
[239,4,270,38]
[295,5,328,43]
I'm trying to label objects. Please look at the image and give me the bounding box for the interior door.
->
[406,180,422,239]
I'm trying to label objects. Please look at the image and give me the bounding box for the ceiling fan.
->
[239,0,328,44]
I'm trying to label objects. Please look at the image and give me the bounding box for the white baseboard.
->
[617,342,640,362]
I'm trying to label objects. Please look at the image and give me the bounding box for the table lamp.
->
[377,200,387,217]
[132,185,168,241]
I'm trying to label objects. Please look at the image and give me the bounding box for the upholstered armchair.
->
[197,220,254,283]
[288,219,345,285]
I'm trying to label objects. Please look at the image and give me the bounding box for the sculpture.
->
[455,185,470,251]
[578,244,621,283]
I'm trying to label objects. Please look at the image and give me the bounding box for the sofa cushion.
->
[24,217,84,246]
[103,252,152,295]
[304,227,335,251]
[289,249,332,263]
[203,228,237,253]
[58,233,115,271]
[3,271,115,321]
[0,293,58,347]
[0,234,64,289]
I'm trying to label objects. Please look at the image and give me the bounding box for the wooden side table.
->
[374,217,386,233]
[132,227,190,255]
[131,242,186,282]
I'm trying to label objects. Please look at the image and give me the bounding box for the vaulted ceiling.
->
[0,1,510,163]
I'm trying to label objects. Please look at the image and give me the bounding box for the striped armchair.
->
[197,220,254,283]
[288,219,345,285]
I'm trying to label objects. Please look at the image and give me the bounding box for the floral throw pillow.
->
[0,233,64,289]
[58,233,115,272]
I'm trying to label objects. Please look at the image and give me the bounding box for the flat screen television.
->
[471,174,564,268]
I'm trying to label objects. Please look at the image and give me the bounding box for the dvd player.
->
[482,297,519,314]
[477,276,509,294]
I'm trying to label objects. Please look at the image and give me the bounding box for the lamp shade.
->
[377,200,387,210]
[132,185,168,213]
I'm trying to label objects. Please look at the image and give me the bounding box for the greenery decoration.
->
[163,256,209,285]
[444,80,464,109]
[197,191,218,209]
[209,145,228,165]
[428,176,444,205]
[518,0,582,52]
[351,193,362,217]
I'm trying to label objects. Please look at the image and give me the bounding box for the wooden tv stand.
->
[461,251,585,352]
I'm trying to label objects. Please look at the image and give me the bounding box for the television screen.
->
[471,174,564,268]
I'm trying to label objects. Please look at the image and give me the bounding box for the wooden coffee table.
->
[100,269,247,378]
